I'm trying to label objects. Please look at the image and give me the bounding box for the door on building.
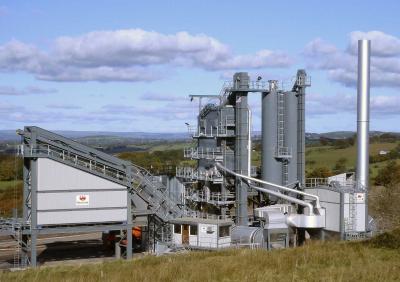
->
[182,224,189,244]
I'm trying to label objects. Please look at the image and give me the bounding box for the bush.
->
[0,154,23,181]
[306,167,333,178]
[374,161,400,187]
[333,157,347,174]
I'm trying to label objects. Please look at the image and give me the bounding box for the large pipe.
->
[356,39,370,191]
[216,162,320,206]
[247,184,314,216]
[356,39,371,231]
[215,163,319,214]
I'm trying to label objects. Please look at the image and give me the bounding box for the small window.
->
[190,225,198,235]
[219,225,230,238]
[174,224,181,234]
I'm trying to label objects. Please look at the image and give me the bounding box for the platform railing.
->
[185,188,235,205]
[183,147,223,160]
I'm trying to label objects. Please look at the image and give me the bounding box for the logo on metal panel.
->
[76,194,89,206]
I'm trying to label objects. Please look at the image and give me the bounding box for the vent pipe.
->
[356,39,370,192]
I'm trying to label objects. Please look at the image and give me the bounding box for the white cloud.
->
[307,92,400,116]
[349,31,400,57]
[303,38,338,56]
[0,29,292,82]
[304,31,400,88]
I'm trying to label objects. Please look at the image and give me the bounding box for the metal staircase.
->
[19,127,190,225]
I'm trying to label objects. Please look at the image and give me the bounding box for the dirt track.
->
[0,232,116,269]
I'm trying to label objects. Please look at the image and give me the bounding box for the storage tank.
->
[261,81,282,186]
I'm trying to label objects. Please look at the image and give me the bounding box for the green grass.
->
[1,229,400,282]
[252,142,399,173]
[306,142,398,170]
[148,141,191,153]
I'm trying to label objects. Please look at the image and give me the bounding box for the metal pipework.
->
[215,162,320,207]
[215,163,319,215]
[247,184,314,216]
[356,39,370,191]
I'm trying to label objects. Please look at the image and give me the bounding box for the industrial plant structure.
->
[0,40,374,268]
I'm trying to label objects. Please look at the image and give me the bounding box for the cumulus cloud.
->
[0,85,57,95]
[0,29,292,82]
[307,92,400,116]
[304,31,400,88]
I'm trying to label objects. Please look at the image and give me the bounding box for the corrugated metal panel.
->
[37,190,127,210]
[321,202,340,232]
[37,208,127,225]
[37,158,126,191]
[36,158,128,225]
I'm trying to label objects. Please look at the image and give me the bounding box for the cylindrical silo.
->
[261,81,282,187]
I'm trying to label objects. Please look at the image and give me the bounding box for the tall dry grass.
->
[1,230,399,282]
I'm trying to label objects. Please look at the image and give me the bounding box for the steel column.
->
[233,72,250,226]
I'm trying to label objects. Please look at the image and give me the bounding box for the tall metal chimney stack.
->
[356,39,371,231]
[356,39,370,191]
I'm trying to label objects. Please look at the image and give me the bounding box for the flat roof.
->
[170,217,233,225]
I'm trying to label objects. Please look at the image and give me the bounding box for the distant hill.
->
[0,129,398,143]
[0,130,189,142]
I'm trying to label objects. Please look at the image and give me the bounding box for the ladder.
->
[277,92,285,151]
[346,193,357,232]
[13,223,21,269]
[282,161,289,186]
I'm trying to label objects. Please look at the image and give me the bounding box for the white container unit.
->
[305,187,366,233]
[171,217,233,249]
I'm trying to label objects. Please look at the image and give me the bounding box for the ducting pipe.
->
[215,163,316,215]
[215,162,320,207]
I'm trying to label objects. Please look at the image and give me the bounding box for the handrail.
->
[215,163,319,215]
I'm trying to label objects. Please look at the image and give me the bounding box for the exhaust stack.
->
[356,39,370,191]
[356,39,370,231]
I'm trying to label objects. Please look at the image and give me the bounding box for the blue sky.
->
[0,1,399,133]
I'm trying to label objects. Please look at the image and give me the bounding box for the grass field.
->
[251,142,399,178]
[305,142,398,170]
[1,229,399,282]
